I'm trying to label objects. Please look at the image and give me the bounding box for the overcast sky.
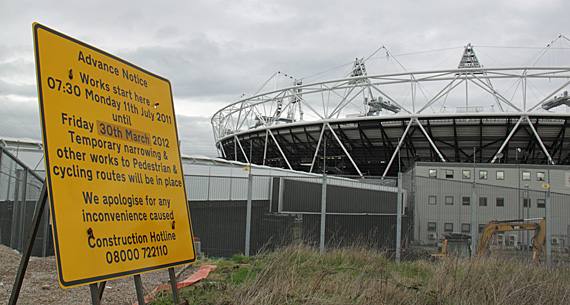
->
[1,0,569,157]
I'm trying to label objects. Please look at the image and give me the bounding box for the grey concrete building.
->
[410,162,570,251]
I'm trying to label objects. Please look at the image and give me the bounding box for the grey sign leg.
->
[90,283,101,305]
[8,184,48,305]
[98,281,106,301]
[134,274,145,305]
[168,267,180,304]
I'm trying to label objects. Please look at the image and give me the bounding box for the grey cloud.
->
[0,0,569,158]
[0,97,41,141]
[176,114,218,157]
[0,80,36,97]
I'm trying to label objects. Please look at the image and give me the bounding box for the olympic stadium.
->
[4,37,570,260]
[212,37,570,177]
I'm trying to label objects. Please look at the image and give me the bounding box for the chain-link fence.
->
[0,146,50,256]
[186,173,408,258]
[3,149,568,263]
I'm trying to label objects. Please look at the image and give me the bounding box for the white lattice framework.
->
[212,43,570,177]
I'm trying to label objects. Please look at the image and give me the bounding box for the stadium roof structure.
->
[212,36,570,177]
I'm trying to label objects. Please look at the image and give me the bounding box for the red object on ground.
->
[133,265,217,305]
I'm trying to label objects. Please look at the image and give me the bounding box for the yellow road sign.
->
[33,23,195,288]
[542,183,550,189]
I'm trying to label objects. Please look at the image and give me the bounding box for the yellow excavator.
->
[431,233,471,260]
[432,218,546,262]
[476,217,546,262]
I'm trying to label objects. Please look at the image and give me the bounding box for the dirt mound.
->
[0,244,197,304]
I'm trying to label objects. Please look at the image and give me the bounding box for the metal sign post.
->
[89,283,101,305]
[8,185,48,305]
[134,275,146,304]
[168,267,181,304]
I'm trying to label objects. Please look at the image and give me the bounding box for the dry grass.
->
[158,243,570,305]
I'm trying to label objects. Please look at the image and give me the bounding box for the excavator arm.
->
[476,218,546,262]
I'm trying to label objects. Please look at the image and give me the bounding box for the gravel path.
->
[0,244,197,304]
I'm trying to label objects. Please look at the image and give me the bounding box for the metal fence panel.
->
[0,147,49,256]
[6,149,567,261]
[184,173,407,257]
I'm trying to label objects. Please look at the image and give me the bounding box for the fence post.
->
[245,170,253,257]
[396,172,402,264]
[470,178,477,256]
[19,169,28,251]
[545,169,551,264]
[320,174,327,254]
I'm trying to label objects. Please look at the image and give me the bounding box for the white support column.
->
[326,122,363,177]
[414,118,446,162]
[382,119,414,178]
[218,142,227,159]
[490,117,524,163]
[524,116,555,165]
[310,125,326,173]
[234,135,249,164]
[268,130,293,170]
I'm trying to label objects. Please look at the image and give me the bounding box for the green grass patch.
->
[150,244,570,305]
